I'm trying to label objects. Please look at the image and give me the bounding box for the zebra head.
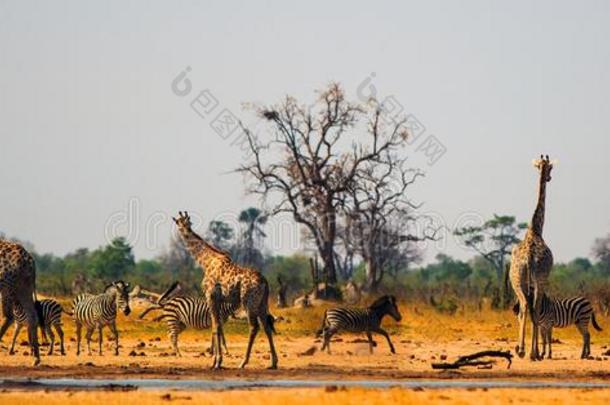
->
[105,280,132,316]
[370,295,402,322]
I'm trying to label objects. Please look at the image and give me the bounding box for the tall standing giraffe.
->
[509,155,554,361]
[173,211,278,369]
[0,240,40,365]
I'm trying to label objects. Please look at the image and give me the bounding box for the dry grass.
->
[3,387,610,405]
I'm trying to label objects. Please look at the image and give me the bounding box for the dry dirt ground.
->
[0,301,609,404]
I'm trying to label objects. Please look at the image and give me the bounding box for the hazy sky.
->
[1,0,608,264]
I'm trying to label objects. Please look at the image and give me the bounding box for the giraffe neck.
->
[177,227,207,258]
[177,227,229,281]
[530,173,547,237]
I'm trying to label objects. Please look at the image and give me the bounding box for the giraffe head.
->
[172,211,193,234]
[532,154,554,182]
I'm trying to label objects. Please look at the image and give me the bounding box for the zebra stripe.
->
[318,295,402,355]
[72,280,132,356]
[514,294,603,359]
[154,295,239,356]
[10,299,65,355]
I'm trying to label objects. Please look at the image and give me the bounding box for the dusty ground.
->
[0,301,608,403]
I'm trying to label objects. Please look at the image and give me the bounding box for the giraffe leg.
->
[515,294,528,358]
[261,314,278,369]
[17,295,40,365]
[9,322,22,355]
[529,287,540,361]
[239,314,259,369]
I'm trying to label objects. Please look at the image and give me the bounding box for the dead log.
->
[431,350,513,370]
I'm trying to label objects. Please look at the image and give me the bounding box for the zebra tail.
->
[316,310,327,337]
[139,304,163,319]
[63,307,74,316]
[591,312,603,332]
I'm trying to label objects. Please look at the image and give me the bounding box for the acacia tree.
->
[235,207,267,268]
[206,220,234,251]
[454,214,526,307]
[238,83,412,285]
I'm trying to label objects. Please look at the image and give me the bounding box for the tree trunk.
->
[364,258,381,293]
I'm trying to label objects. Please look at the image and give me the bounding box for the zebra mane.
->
[158,281,182,305]
[369,295,394,310]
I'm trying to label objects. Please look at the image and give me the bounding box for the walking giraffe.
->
[509,155,555,360]
[173,211,278,369]
[0,240,40,365]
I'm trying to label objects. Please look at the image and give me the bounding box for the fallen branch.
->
[431,350,513,370]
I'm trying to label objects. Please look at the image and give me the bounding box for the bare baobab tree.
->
[342,131,439,291]
[238,83,414,288]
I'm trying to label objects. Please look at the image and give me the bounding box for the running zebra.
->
[70,280,134,356]
[317,295,402,354]
[10,299,65,356]
[139,282,241,356]
[513,294,603,359]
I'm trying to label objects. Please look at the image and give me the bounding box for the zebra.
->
[317,295,402,354]
[10,299,65,355]
[69,280,134,356]
[139,282,241,356]
[513,294,603,359]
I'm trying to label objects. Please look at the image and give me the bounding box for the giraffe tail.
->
[592,312,603,332]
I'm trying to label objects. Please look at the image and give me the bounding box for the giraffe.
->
[0,240,40,365]
[173,211,278,369]
[509,154,554,361]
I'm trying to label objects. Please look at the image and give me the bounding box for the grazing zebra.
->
[10,299,65,355]
[139,282,241,356]
[317,295,402,354]
[70,280,134,356]
[513,294,603,359]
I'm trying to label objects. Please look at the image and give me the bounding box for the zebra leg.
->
[9,322,22,355]
[366,331,374,354]
[46,325,55,355]
[322,327,335,354]
[0,296,14,342]
[546,327,553,359]
[577,323,590,359]
[261,314,278,369]
[85,326,94,355]
[98,324,103,355]
[168,320,184,357]
[109,321,119,355]
[239,314,259,369]
[75,321,82,356]
[55,324,65,355]
[18,296,40,365]
[375,328,396,354]
[539,326,547,359]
